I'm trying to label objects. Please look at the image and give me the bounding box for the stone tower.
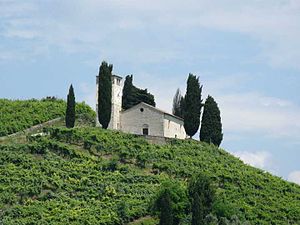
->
[96,74,123,129]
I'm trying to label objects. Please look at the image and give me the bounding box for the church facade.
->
[96,75,186,139]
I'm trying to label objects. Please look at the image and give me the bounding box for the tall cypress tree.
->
[122,75,134,110]
[172,88,184,118]
[65,84,75,128]
[98,61,112,129]
[188,173,215,225]
[159,189,173,225]
[200,95,223,146]
[191,192,203,225]
[183,74,202,137]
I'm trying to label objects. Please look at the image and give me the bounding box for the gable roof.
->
[122,102,184,121]
[112,74,123,79]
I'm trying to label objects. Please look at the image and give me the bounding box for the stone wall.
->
[142,135,167,145]
[120,103,164,136]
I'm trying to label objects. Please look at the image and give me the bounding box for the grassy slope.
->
[0,99,95,136]
[0,127,299,225]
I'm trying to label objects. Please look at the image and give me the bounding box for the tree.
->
[191,192,204,225]
[159,189,173,225]
[172,88,184,118]
[200,95,223,146]
[188,173,215,225]
[65,84,75,128]
[122,75,134,110]
[152,180,189,225]
[183,74,202,137]
[98,61,113,129]
[122,75,155,110]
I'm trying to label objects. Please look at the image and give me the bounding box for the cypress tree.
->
[183,74,202,137]
[98,61,113,129]
[122,75,156,110]
[152,181,189,225]
[200,95,223,146]
[172,88,184,118]
[159,189,173,225]
[65,84,75,128]
[122,75,134,110]
[188,173,215,225]
[191,192,203,225]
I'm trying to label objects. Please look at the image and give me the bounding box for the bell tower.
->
[96,74,123,129]
[108,75,123,129]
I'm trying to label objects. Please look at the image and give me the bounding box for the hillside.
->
[0,98,95,136]
[0,126,299,224]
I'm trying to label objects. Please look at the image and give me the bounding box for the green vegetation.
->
[0,98,95,137]
[188,173,215,225]
[0,126,299,224]
[172,88,184,118]
[157,189,173,225]
[66,85,76,128]
[200,95,223,146]
[98,61,113,129]
[183,74,203,138]
[152,180,188,225]
[122,75,156,110]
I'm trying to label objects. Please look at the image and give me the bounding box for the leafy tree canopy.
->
[122,75,155,110]
[152,180,189,225]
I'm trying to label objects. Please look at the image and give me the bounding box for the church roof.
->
[112,74,123,79]
[122,102,184,121]
[96,74,122,79]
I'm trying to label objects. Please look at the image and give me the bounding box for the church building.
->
[96,75,186,139]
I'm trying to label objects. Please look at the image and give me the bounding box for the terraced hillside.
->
[0,127,299,225]
[0,98,95,136]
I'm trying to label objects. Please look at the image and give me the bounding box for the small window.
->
[140,108,144,112]
[116,78,121,85]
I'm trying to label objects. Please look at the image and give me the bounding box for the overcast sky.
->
[1,0,300,184]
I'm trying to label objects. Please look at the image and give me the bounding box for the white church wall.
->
[163,114,186,139]
[120,104,164,136]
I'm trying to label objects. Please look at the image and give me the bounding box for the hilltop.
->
[0,100,299,224]
[0,98,95,137]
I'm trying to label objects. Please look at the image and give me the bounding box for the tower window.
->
[140,108,144,112]
[116,78,121,85]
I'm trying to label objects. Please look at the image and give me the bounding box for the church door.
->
[142,124,149,135]
[143,128,149,135]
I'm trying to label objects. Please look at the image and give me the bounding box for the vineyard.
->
[0,98,95,136]
[0,126,299,224]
